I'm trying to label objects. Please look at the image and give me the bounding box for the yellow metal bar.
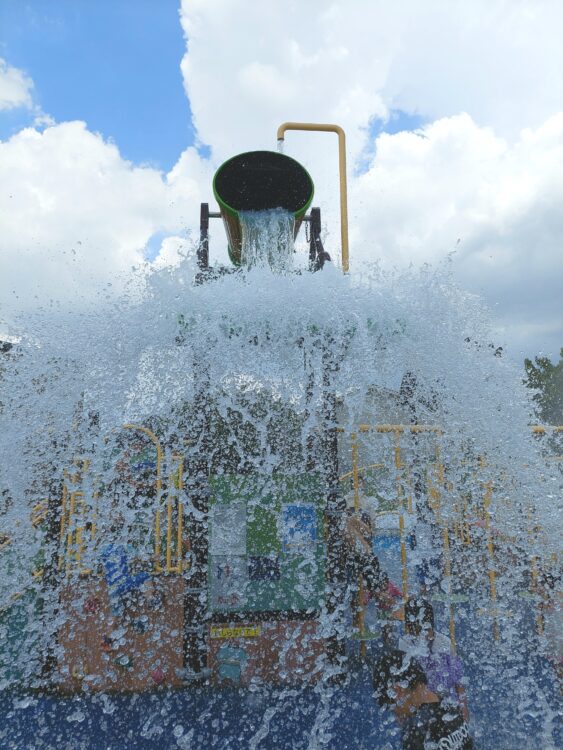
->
[405,467,413,514]
[435,444,445,486]
[58,483,69,569]
[394,430,403,471]
[177,500,183,574]
[357,424,443,434]
[66,489,77,575]
[482,480,499,641]
[351,433,360,511]
[166,499,173,572]
[166,453,185,574]
[31,500,48,527]
[73,491,85,569]
[122,424,163,572]
[276,122,349,273]
[338,462,385,482]
[531,424,563,434]
[172,454,184,491]
[390,430,408,601]
[399,513,408,600]
[155,510,162,573]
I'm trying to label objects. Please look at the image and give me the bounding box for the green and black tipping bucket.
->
[213,150,314,265]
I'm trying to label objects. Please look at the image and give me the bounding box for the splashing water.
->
[239,208,295,272]
[0,214,561,749]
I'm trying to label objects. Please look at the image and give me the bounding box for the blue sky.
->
[0,0,203,171]
[0,1,420,175]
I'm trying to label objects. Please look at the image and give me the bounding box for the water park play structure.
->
[0,124,561,749]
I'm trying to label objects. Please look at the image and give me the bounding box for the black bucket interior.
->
[214,151,313,214]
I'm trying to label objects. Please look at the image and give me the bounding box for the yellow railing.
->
[276,121,349,273]
[338,424,562,650]
[59,425,186,576]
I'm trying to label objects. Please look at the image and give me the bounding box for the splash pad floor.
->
[1,650,559,750]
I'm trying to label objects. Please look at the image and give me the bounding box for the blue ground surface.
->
[0,598,560,748]
[0,648,559,749]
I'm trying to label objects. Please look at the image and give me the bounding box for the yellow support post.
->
[276,122,349,273]
[166,499,173,572]
[177,500,184,574]
[482,480,499,641]
[351,433,360,512]
[399,513,408,600]
[58,483,69,570]
[394,431,409,601]
[122,424,163,573]
[351,432,366,657]
[66,489,78,575]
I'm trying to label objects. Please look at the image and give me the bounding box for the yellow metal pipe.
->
[338,462,385,482]
[483,480,499,641]
[405,467,413,514]
[399,513,408,600]
[351,432,360,512]
[155,510,162,573]
[357,424,443,434]
[66,488,77,575]
[73,491,85,570]
[394,431,403,471]
[122,424,163,573]
[166,500,173,572]
[177,500,183,574]
[276,122,349,273]
[58,483,69,569]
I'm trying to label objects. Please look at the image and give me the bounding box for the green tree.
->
[524,348,563,425]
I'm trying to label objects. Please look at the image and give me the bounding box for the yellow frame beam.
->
[276,122,349,273]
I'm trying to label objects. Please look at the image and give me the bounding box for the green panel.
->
[247,506,280,555]
[0,589,41,686]
[208,473,326,614]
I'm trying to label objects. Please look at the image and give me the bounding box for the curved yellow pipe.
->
[277,122,349,273]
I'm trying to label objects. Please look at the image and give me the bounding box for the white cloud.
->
[0,122,211,327]
[0,58,33,111]
[179,0,563,360]
[351,113,563,358]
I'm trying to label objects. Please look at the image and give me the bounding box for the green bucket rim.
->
[212,150,315,221]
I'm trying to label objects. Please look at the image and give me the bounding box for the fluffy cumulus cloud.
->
[352,113,563,355]
[0,58,33,111]
[0,121,212,327]
[180,0,563,359]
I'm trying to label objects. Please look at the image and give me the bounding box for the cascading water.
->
[0,212,560,749]
[239,209,295,272]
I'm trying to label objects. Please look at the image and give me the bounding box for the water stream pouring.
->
[213,150,314,267]
[199,144,331,275]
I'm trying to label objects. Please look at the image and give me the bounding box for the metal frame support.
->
[321,344,347,681]
[198,203,210,270]
[308,208,331,271]
[200,202,329,274]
